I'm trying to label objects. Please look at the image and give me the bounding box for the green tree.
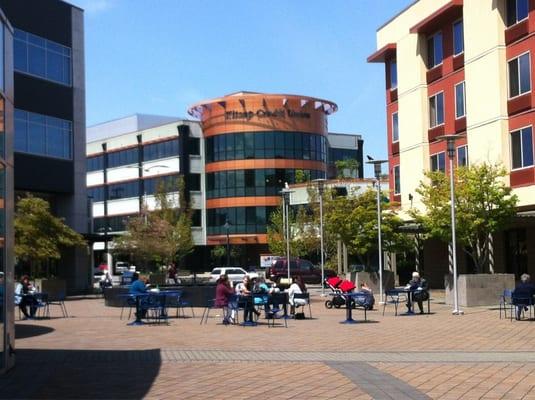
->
[15,195,86,276]
[266,200,319,258]
[113,175,195,270]
[211,245,226,265]
[323,187,408,266]
[413,163,518,273]
[335,159,359,179]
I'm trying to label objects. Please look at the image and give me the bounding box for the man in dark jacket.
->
[405,271,429,314]
[513,273,535,320]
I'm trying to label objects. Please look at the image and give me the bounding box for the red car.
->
[266,258,336,284]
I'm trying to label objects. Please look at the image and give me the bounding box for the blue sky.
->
[71,0,414,177]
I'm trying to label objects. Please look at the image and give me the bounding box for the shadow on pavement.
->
[0,348,161,399]
[15,324,55,339]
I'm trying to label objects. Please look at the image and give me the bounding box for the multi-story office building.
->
[86,114,204,271]
[368,0,535,283]
[0,0,88,291]
[88,92,363,269]
[188,91,348,264]
[0,5,14,376]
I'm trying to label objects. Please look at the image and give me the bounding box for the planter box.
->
[346,271,395,294]
[444,273,514,307]
[34,279,67,301]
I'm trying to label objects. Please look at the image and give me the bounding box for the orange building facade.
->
[188,91,337,251]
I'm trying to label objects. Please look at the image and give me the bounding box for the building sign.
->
[225,108,311,121]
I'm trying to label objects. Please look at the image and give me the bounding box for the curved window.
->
[206,169,324,199]
[205,131,327,163]
[207,206,277,235]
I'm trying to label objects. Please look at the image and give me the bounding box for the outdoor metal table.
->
[332,292,369,324]
[119,291,181,326]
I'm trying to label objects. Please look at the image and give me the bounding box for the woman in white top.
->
[288,276,307,315]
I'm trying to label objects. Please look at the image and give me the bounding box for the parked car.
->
[266,258,336,284]
[115,261,130,274]
[210,267,259,284]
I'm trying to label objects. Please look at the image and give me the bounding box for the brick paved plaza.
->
[2,290,535,399]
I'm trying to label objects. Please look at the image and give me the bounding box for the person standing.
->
[513,273,535,320]
[168,263,179,285]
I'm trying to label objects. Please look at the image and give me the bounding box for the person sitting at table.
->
[359,282,375,310]
[215,274,235,325]
[513,273,535,320]
[15,275,38,319]
[235,275,257,324]
[288,276,307,316]
[129,272,148,318]
[253,276,274,318]
[405,271,429,314]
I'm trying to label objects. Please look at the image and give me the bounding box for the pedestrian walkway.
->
[3,295,535,399]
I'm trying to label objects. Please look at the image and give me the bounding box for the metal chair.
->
[177,290,195,318]
[511,293,534,321]
[120,296,136,320]
[499,289,514,319]
[382,289,407,316]
[46,291,68,318]
[292,292,312,318]
[267,292,288,328]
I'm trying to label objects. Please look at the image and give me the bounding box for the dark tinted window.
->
[87,155,104,172]
[143,139,179,162]
[206,131,327,163]
[108,181,139,199]
[108,148,138,168]
[206,206,277,235]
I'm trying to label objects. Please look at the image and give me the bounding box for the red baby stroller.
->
[324,277,356,309]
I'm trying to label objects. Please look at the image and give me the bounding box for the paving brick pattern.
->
[2,293,535,399]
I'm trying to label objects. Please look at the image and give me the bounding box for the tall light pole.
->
[224,219,231,268]
[366,159,388,304]
[436,134,464,315]
[280,188,293,281]
[313,178,326,296]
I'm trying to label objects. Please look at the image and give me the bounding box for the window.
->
[393,165,400,195]
[108,148,138,168]
[143,139,179,162]
[93,215,133,233]
[108,181,139,200]
[205,131,327,163]
[144,174,180,195]
[507,0,529,27]
[187,173,201,192]
[88,186,105,202]
[206,206,277,235]
[511,126,534,169]
[429,92,444,128]
[14,109,72,159]
[455,81,466,119]
[509,53,531,98]
[430,152,446,172]
[188,137,200,155]
[191,209,202,227]
[453,20,464,56]
[14,29,72,86]
[392,112,399,142]
[87,155,104,172]
[427,32,443,68]
[457,145,469,167]
[390,60,397,89]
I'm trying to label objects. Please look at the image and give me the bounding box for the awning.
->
[410,0,463,34]
[367,43,396,63]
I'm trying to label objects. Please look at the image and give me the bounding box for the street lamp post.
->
[366,159,388,305]
[436,134,464,315]
[224,219,231,268]
[313,178,326,296]
[280,188,293,281]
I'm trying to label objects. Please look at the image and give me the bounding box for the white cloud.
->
[72,0,117,14]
